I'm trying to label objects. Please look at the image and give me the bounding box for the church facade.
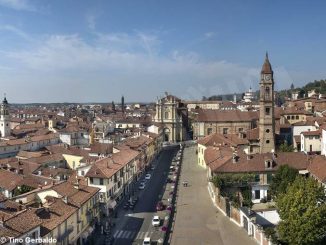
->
[153,94,188,142]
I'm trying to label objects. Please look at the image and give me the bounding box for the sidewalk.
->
[170,146,256,245]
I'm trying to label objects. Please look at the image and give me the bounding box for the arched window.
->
[265,86,270,100]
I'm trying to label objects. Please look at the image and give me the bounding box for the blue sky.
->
[0,0,325,103]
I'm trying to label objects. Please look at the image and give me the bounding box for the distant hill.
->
[202,93,248,102]
[204,79,326,105]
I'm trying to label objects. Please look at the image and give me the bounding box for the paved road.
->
[170,146,256,245]
[111,146,178,245]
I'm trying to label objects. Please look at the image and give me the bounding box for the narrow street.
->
[170,145,256,245]
[95,146,178,245]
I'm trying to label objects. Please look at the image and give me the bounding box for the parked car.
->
[156,201,165,211]
[162,142,170,147]
[152,216,160,227]
[139,182,146,190]
[143,237,151,245]
[145,174,151,180]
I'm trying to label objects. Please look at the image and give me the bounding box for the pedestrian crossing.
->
[113,230,154,240]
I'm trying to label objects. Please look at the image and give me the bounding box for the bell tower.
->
[0,95,10,138]
[259,53,275,153]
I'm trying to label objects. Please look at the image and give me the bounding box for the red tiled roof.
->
[308,155,326,183]
[86,149,139,179]
[0,170,23,191]
[198,133,248,147]
[195,109,258,122]
[206,148,310,173]
[52,182,99,207]
[301,130,321,136]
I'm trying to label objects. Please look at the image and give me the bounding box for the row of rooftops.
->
[199,131,326,184]
[0,180,100,241]
[193,106,317,123]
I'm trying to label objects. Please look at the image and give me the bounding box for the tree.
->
[277,177,326,245]
[13,185,34,196]
[279,142,295,152]
[298,89,306,98]
[269,165,298,198]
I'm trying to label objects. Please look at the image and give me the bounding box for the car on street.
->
[143,237,151,245]
[156,201,165,211]
[152,216,160,227]
[139,182,146,190]
[145,173,151,180]
[162,142,170,147]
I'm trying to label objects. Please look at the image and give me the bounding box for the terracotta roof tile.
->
[206,148,310,173]
[52,182,99,207]
[198,133,248,147]
[0,170,23,191]
[308,155,326,183]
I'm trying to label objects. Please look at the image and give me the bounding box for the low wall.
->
[209,184,272,245]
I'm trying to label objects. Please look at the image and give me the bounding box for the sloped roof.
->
[196,109,258,122]
[308,155,326,183]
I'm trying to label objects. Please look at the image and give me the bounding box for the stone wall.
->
[210,186,272,245]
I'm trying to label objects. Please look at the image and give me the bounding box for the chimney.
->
[73,179,80,190]
[247,154,252,160]
[232,151,238,163]
[63,196,68,204]
[0,217,4,227]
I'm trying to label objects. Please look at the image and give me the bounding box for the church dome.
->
[2,97,8,105]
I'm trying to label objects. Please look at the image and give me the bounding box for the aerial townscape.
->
[0,1,326,245]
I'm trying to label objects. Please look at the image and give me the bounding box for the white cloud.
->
[1,31,298,102]
[0,0,36,11]
[0,24,33,41]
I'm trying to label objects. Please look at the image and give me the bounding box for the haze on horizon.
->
[0,0,325,103]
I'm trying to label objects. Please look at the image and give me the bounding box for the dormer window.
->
[264,160,273,169]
